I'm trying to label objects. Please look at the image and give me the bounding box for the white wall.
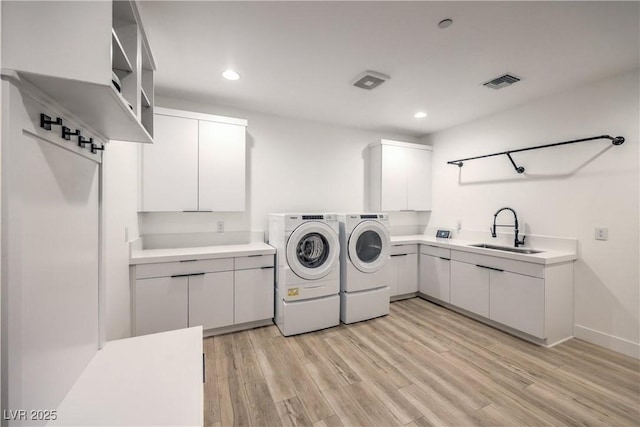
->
[142,96,427,238]
[423,69,640,357]
[103,142,139,340]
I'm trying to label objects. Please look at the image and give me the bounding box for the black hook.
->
[40,114,62,131]
[78,135,93,148]
[91,143,105,154]
[62,126,81,140]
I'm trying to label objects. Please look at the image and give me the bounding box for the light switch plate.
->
[595,227,608,241]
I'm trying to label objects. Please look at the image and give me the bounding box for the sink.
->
[469,243,544,254]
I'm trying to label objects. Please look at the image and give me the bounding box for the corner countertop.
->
[51,327,203,426]
[130,241,275,265]
[390,234,577,265]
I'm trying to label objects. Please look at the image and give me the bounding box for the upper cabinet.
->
[140,108,247,212]
[368,140,432,211]
[1,0,156,143]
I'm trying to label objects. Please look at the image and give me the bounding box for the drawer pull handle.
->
[261,266,275,269]
[171,272,205,278]
[475,264,504,272]
[391,254,408,257]
[179,259,198,263]
[439,257,450,261]
[248,255,263,257]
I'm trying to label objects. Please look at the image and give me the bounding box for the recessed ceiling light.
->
[438,18,453,29]
[222,69,240,81]
[414,112,427,119]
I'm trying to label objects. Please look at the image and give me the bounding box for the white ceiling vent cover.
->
[483,74,522,90]
[352,70,390,90]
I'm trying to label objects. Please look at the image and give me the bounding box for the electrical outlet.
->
[217,221,224,233]
[595,227,608,241]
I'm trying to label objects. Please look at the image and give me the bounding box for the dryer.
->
[268,213,341,336]
[338,213,391,324]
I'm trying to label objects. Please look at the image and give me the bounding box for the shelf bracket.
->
[505,152,525,174]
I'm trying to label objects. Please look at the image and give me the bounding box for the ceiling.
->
[138,1,639,137]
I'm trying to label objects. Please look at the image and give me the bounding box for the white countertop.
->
[51,327,203,426]
[130,241,275,265]
[390,234,577,265]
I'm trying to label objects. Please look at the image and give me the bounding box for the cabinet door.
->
[142,114,198,211]
[135,277,188,336]
[380,144,408,211]
[189,271,234,330]
[198,120,246,211]
[234,267,275,324]
[450,261,489,317]
[419,254,450,302]
[385,257,399,297]
[397,253,418,295]
[490,271,545,338]
[407,148,431,210]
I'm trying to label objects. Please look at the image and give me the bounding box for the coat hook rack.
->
[78,135,93,148]
[91,143,105,154]
[447,134,625,174]
[62,126,81,141]
[40,114,63,130]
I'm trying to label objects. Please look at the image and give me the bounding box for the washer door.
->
[348,221,390,273]
[286,221,339,280]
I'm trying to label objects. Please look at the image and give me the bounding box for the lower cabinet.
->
[418,245,451,302]
[189,271,234,331]
[418,245,573,346]
[389,244,418,297]
[132,254,274,336]
[490,270,544,338]
[135,276,188,336]
[450,261,490,317]
[235,267,275,324]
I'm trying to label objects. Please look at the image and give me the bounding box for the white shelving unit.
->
[1,0,156,143]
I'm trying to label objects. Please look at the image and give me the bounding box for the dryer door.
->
[286,221,339,280]
[348,221,390,273]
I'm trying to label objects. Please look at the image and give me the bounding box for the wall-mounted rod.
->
[447,134,625,174]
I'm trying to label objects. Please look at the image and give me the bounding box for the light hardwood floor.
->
[203,298,640,426]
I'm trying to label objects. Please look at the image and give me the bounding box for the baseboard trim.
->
[574,324,640,359]
[203,319,274,338]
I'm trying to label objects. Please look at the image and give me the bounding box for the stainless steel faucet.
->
[491,207,526,247]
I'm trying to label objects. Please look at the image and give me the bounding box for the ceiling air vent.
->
[352,70,390,90]
[483,73,521,90]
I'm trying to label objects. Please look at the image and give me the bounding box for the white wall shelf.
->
[2,0,156,144]
[19,71,153,143]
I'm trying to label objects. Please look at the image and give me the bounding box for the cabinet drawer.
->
[135,257,234,279]
[451,250,543,278]
[390,244,418,255]
[420,244,450,259]
[235,254,275,270]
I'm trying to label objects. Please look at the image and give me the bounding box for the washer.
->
[268,213,341,336]
[338,213,391,324]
